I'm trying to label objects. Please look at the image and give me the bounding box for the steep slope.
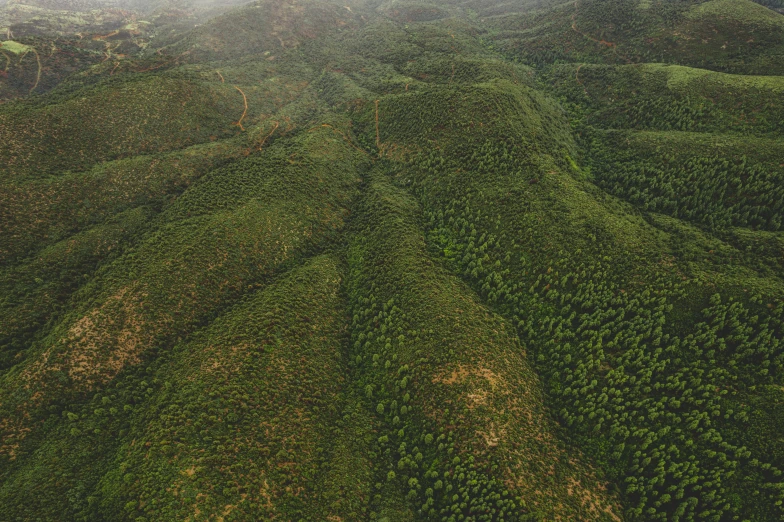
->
[362,47,784,519]
[0,74,244,178]
[347,176,620,520]
[0,117,366,459]
[0,254,378,521]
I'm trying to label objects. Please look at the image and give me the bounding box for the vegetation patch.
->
[1,0,783,520]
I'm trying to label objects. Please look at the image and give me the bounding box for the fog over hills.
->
[1,0,248,38]
[1,1,783,521]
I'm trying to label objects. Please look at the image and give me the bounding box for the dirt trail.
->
[93,30,120,41]
[134,50,191,73]
[135,60,169,73]
[257,121,279,150]
[234,86,248,131]
[14,45,42,93]
[29,48,41,94]
[216,71,225,83]
[571,19,617,48]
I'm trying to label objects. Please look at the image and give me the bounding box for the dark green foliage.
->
[0,117,367,498]
[346,176,617,520]
[412,156,784,521]
[548,63,784,135]
[585,130,784,231]
[1,0,783,520]
[360,37,784,516]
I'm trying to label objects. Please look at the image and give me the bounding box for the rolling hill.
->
[1,0,783,520]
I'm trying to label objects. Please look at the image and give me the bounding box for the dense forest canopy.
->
[1,0,783,521]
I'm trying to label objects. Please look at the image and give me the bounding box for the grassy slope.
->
[0,53,317,266]
[0,119,366,461]
[0,74,247,179]
[0,206,154,372]
[0,254,378,521]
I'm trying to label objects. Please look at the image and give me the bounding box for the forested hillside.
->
[1,0,783,521]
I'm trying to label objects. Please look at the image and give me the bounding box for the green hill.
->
[1,0,783,521]
[488,0,784,74]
